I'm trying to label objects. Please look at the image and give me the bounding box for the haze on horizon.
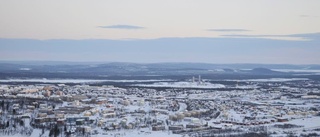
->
[0,0,320,64]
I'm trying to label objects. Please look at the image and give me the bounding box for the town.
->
[0,77,319,137]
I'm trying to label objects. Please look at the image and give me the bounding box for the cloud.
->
[99,25,145,29]
[221,32,320,41]
[207,29,250,32]
[300,15,318,18]
[222,34,283,37]
[300,15,309,18]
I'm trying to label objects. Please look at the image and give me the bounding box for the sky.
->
[0,0,319,64]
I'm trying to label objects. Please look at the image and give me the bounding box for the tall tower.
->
[198,75,201,84]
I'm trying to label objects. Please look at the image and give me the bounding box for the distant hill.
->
[250,68,281,74]
[0,61,318,77]
[308,65,320,70]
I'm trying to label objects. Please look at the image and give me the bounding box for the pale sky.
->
[0,0,319,39]
[0,0,319,64]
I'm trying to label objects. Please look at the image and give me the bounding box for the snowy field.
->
[90,129,182,137]
[135,81,226,89]
[225,78,309,82]
[285,116,320,129]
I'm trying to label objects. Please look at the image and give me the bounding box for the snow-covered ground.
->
[91,129,182,137]
[285,116,320,129]
[135,81,225,89]
[225,78,309,82]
